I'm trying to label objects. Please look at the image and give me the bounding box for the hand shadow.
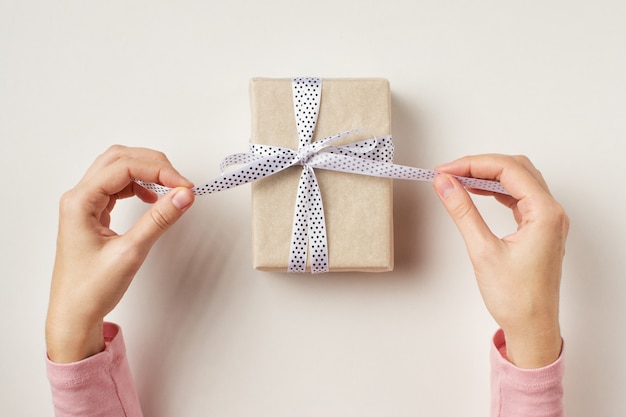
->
[127,197,244,415]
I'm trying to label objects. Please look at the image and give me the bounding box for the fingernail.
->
[171,188,194,210]
[435,175,455,199]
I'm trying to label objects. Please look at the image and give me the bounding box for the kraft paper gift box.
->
[249,78,394,272]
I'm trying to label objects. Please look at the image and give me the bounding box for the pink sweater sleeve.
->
[47,323,563,416]
[46,322,143,417]
[490,329,564,417]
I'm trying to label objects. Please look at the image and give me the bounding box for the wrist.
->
[501,322,562,368]
[45,314,105,363]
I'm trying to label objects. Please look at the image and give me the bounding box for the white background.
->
[2,1,625,416]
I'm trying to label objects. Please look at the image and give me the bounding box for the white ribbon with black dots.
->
[136,77,508,273]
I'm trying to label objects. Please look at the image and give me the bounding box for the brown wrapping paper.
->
[250,78,394,272]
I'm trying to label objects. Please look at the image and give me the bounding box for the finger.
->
[71,157,192,233]
[433,174,498,251]
[102,183,158,220]
[112,182,159,204]
[511,155,551,194]
[460,188,524,225]
[125,187,195,250]
[133,182,160,203]
[100,208,111,228]
[81,145,173,183]
[435,154,548,200]
[82,157,193,199]
[465,187,519,207]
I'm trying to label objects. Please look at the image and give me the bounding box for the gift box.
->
[249,78,394,272]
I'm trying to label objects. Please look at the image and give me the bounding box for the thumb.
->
[127,187,195,249]
[433,174,495,250]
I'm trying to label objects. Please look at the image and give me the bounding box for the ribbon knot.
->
[295,145,317,166]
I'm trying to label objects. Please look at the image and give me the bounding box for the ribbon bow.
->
[136,77,508,273]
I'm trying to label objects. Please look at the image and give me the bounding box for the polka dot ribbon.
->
[136,77,508,273]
